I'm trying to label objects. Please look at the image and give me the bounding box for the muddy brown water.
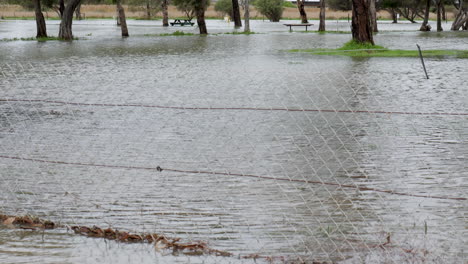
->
[0,19,467,263]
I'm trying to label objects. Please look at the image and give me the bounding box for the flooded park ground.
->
[0,18,468,263]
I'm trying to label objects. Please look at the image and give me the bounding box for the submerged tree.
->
[33,0,47,38]
[161,0,169,26]
[435,0,443,31]
[116,0,129,36]
[296,0,308,23]
[232,0,242,27]
[243,0,251,32]
[319,0,325,31]
[351,0,374,44]
[369,0,378,32]
[420,0,431,31]
[173,0,210,34]
[58,0,82,40]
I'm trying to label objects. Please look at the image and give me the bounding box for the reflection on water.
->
[0,19,467,263]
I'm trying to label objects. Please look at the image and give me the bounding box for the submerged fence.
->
[1,58,467,264]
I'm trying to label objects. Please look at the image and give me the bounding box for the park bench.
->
[170,19,195,26]
[284,23,313,31]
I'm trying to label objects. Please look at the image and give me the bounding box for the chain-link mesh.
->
[1,34,467,264]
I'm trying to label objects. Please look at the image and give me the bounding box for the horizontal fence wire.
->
[0,155,465,201]
[2,98,468,116]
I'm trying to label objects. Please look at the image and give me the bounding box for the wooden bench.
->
[284,23,313,31]
[170,19,195,26]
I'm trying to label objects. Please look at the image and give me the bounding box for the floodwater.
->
[0,19,467,263]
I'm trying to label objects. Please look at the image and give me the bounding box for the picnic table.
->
[284,23,314,31]
[170,19,195,26]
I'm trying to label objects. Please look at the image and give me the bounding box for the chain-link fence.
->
[1,27,467,263]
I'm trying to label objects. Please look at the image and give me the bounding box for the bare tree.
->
[297,0,308,23]
[351,0,374,44]
[58,0,82,40]
[173,0,209,34]
[319,0,325,31]
[33,0,47,38]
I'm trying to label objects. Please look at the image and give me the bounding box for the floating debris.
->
[1,213,231,257]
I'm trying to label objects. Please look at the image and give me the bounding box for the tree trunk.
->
[116,7,121,26]
[319,0,325,31]
[59,0,65,18]
[441,4,446,21]
[232,0,242,27]
[162,0,169,27]
[451,0,467,30]
[436,0,443,31]
[297,0,308,23]
[351,0,374,45]
[369,0,378,32]
[420,0,431,31]
[244,0,250,32]
[58,0,82,40]
[391,9,398,23]
[146,1,151,19]
[196,0,208,34]
[117,1,129,37]
[75,3,82,20]
[33,0,47,38]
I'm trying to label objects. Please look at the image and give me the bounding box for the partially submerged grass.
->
[0,36,79,41]
[295,30,349,34]
[290,40,468,58]
[223,31,258,35]
[145,30,194,37]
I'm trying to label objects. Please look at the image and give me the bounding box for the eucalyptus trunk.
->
[436,0,443,31]
[117,0,129,37]
[196,0,208,34]
[368,0,377,32]
[244,0,250,32]
[297,0,308,23]
[391,9,397,23]
[319,0,325,31]
[420,0,431,31]
[59,0,65,18]
[146,1,151,19]
[75,3,82,20]
[351,0,374,45]
[58,0,82,40]
[33,0,47,38]
[116,8,121,25]
[451,0,468,31]
[232,0,242,27]
[162,0,169,27]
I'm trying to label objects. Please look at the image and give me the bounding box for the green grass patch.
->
[0,36,79,42]
[290,41,468,59]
